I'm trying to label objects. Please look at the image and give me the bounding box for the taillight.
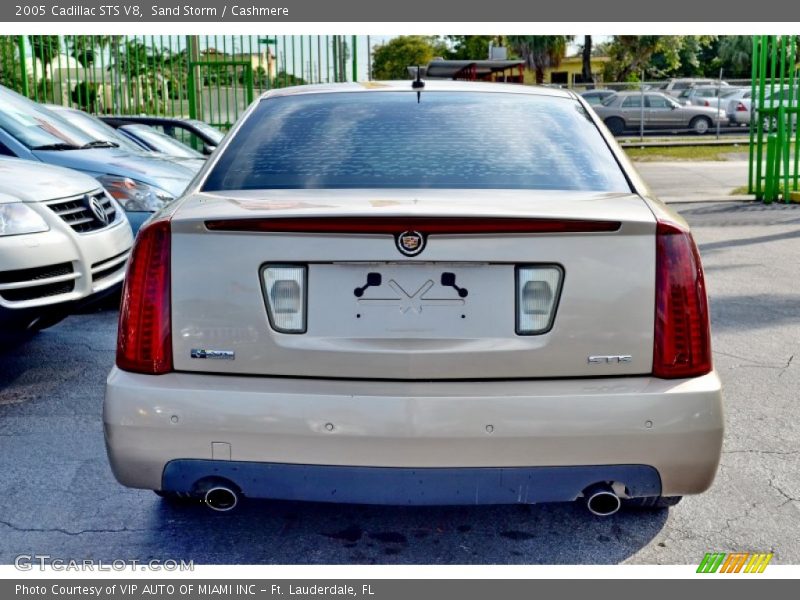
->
[704,100,710,106]
[117,217,172,374]
[736,102,747,112]
[653,220,712,379]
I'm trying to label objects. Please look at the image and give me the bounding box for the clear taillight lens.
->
[516,266,563,335]
[653,220,712,379]
[262,265,307,333]
[116,216,172,374]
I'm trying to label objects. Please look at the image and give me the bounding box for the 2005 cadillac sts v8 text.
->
[103,81,723,515]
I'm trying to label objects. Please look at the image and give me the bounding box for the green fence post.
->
[186,35,197,120]
[16,35,29,97]
[748,36,757,194]
[352,35,358,82]
[765,134,777,203]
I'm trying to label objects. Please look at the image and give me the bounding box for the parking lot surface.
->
[1,201,799,565]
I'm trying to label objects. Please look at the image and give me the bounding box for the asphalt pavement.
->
[1,200,799,565]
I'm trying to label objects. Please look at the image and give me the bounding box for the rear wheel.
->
[604,117,625,136]
[690,116,712,135]
[624,496,683,510]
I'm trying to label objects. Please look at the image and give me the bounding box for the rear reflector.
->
[516,266,563,335]
[261,265,307,333]
[117,217,172,374]
[653,219,712,379]
[205,216,621,235]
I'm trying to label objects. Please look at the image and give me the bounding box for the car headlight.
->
[0,203,49,237]
[96,175,174,212]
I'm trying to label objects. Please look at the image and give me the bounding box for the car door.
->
[645,94,676,129]
[619,95,644,127]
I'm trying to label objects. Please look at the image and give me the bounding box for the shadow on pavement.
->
[710,293,800,331]
[141,495,669,564]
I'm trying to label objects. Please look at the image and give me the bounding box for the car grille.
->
[45,190,117,233]
[0,262,76,302]
[91,249,130,284]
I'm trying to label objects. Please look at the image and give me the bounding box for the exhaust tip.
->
[583,483,622,517]
[204,486,239,512]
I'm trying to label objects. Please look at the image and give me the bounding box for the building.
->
[533,55,610,87]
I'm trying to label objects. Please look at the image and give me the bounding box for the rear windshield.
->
[202,91,630,192]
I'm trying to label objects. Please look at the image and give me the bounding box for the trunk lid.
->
[170,189,656,380]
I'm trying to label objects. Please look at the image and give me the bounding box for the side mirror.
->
[203,143,216,155]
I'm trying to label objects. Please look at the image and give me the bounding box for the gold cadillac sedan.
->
[104,81,723,515]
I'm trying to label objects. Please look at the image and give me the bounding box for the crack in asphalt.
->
[0,519,150,537]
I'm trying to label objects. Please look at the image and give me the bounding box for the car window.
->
[674,82,690,90]
[600,94,617,106]
[621,95,643,108]
[0,87,96,149]
[698,89,717,97]
[203,91,631,193]
[646,95,672,109]
[121,124,203,158]
[678,89,692,98]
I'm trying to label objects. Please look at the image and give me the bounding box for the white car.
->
[0,158,133,332]
[104,82,723,515]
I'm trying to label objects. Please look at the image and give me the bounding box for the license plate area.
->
[307,263,515,338]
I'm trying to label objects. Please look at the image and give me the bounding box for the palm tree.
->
[506,35,573,84]
[581,35,594,88]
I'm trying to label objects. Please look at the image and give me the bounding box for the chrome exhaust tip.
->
[203,486,239,512]
[583,483,622,517]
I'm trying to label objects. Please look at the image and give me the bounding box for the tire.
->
[604,117,625,136]
[690,116,712,135]
[623,496,683,510]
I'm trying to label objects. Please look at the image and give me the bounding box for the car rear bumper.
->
[104,368,724,503]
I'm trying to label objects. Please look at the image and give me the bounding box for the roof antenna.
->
[412,65,424,103]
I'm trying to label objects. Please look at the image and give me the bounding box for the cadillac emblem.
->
[396,231,425,256]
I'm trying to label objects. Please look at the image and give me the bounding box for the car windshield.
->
[122,124,204,158]
[600,94,618,106]
[0,87,96,149]
[203,91,630,192]
[53,108,144,152]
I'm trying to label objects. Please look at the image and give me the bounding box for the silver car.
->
[593,91,729,135]
[104,82,722,515]
[0,157,132,332]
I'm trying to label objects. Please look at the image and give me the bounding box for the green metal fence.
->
[749,35,800,203]
[0,35,368,130]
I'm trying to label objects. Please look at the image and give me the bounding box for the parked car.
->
[592,91,729,135]
[0,85,196,233]
[579,89,616,106]
[756,86,799,131]
[101,116,224,155]
[677,85,741,107]
[718,88,754,125]
[47,105,205,172]
[104,81,722,515]
[0,157,132,333]
[657,78,729,97]
[116,124,206,161]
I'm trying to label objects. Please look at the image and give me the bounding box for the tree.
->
[371,35,448,80]
[603,36,716,81]
[28,35,61,67]
[506,36,572,84]
[444,36,497,60]
[272,70,307,88]
[66,35,115,67]
[717,36,754,78]
[581,35,593,87]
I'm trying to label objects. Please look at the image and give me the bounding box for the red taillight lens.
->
[736,102,747,112]
[117,217,172,374]
[704,100,710,106]
[653,220,712,379]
